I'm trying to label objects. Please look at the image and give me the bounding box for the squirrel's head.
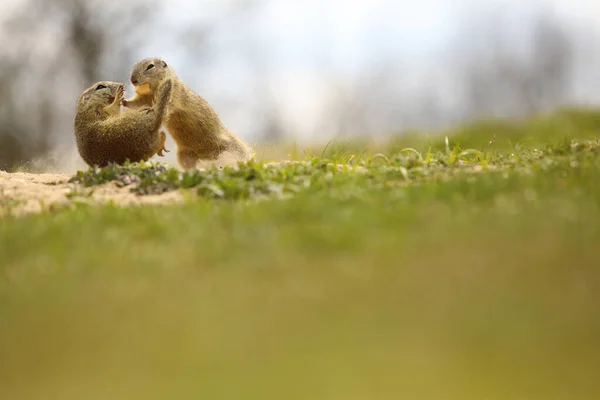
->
[77,81,123,110]
[129,58,172,96]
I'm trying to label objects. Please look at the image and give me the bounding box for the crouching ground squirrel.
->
[74,79,173,167]
[123,57,254,170]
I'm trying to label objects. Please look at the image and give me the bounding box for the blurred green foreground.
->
[1,109,600,399]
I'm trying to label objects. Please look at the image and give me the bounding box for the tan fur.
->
[123,57,254,170]
[74,80,172,167]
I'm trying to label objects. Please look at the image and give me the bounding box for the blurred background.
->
[1,0,600,172]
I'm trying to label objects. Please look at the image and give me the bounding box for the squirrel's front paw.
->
[157,147,170,157]
[116,86,124,102]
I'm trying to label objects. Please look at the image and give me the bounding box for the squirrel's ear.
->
[162,61,168,68]
[77,93,90,107]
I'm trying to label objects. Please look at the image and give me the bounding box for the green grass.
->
[1,109,600,399]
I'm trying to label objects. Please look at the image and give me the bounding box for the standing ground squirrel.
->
[123,57,254,170]
[74,79,173,167]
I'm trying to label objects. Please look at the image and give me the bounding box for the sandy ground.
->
[0,157,368,216]
[0,171,185,217]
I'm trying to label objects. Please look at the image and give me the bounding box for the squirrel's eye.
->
[95,84,107,90]
[146,64,155,71]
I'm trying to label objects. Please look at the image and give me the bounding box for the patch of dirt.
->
[0,171,185,217]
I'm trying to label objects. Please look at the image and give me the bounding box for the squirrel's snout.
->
[131,77,138,85]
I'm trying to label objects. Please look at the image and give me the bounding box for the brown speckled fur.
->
[74,79,172,167]
[123,57,253,170]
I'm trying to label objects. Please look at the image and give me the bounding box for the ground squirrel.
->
[123,57,253,170]
[74,79,172,167]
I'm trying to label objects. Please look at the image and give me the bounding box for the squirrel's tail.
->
[152,79,173,130]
